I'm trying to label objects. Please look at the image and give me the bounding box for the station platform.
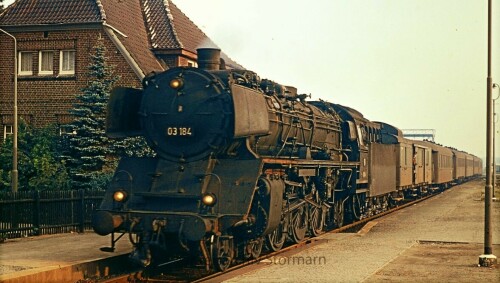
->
[219,179,499,282]
[0,180,498,283]
[0,229,132,283]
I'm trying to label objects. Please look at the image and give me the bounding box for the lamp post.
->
[479,0,497,267]
[0,28,18,193]
[493,83,499,199]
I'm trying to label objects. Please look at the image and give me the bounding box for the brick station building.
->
[0,0,240,140]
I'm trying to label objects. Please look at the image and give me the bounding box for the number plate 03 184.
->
[167,127,193,136]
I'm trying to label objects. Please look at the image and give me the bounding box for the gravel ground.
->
[223,180,500,282]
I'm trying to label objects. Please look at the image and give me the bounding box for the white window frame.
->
[187,60,197,67]
[18,51,33,76]
[59,125,76,136]
[3,125,13,140]
[59,50,76,75]
[38,50,54,75]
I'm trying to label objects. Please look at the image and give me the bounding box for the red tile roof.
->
[0,0,242,75]
[142,0,182,49]
[100,0,164,75]
[0,0,104,25]
[143,0,217,51]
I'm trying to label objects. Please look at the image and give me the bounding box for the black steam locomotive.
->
[92,48,481,271]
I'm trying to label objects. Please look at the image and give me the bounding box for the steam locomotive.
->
[92,48,482,271]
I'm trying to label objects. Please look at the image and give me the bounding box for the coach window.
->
[59,50,75,75]
[39,50,54,75]
[401,147,407,166]
[18,51,33,76]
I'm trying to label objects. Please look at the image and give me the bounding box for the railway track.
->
[93,189,441,283]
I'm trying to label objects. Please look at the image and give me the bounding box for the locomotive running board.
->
[261,158,359,168]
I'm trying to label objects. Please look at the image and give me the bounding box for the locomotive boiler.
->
[92,48,356,270]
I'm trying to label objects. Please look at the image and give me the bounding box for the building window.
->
[3,125,13,140]
[18,52,33,76]
[59,50,75,75]
[59,125,76,136]
[39,50,54,75]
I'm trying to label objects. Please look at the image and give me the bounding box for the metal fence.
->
[0,189,105,240]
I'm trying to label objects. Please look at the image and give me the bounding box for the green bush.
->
[0,121,70,191]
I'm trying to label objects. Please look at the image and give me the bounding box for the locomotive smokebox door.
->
[106,87,143,138]
[231,84,270,137]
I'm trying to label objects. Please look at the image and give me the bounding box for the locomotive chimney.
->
[197,48,221,71]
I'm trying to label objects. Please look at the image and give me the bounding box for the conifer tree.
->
[64,36,154,190]
[65,36,118,190]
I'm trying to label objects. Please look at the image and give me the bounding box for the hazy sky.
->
[4,0,500,159]
[172,0,500,159]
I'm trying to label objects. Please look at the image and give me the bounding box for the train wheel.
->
[243,237,264,259]
[309,204,325,236]
[348,193,366,221]
[290,205,308,243]
[332,200,344,228]
[210,235,234,271]
[381,195,389,212]
[266,222,285,251]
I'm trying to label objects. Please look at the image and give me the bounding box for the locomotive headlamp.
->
[113,190,128,203]
[201,193,217,207]
[169,78,184,90]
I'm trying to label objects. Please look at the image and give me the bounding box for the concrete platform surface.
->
[369,241,499,282]
[223,180,500,282]
[0,231,132,283]
[0,180,498,283]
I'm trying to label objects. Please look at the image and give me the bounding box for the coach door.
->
[413,145,424,185]
[413,145,431,185]
[423,147,432,184]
